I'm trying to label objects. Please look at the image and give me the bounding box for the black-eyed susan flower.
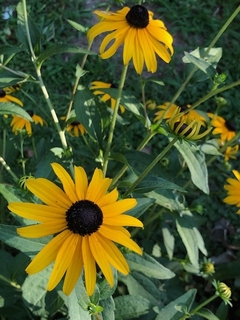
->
[167,108,211,141]
[66,120,86,137]
[0,87,23,106]
[208,113,236,142]
[223,170,240,212]
[154,102,207,126]
[213,280,232,306]
[223,145,239,162]
[90,81,125,113]
[87,5,174,74]
[10,110,46,135]
[8,163,143,296]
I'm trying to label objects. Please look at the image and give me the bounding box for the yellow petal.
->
[101,198,137,217]
[8,202,66,222]
[82,236,96,296]
[26,178,72,209]
[63,236,83,295]
[17,220,66,238]
[47,232,79,291]
[89,233,114,288]
[51,163,78,203]
[74,166,88,200]
[26,230,71,274]
[86,168,112,203]
[96,188,118,207]
[99,225,142,255]
[104,214,143,228]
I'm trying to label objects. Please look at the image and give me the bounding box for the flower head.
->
[223,170,240,213]
[167,108,211,141]
[223,145,239,162]
[66,120,86,137]
[10,110,46,135]
[208,113,236,142]
[154,102,207,126]
[90,81,125,113]
[87,5,174,74]
[0,86,23,106]
[213,280,232,306]
[8,163,143,296]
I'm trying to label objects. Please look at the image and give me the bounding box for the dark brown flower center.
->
[27,110,34,117]
[0,90,6,98]
[174,122,192,136]
[66,200,103,236]
[225,120,236,132]
[126,5,149,29]
[71,120,80,126]
[180,105,188,112]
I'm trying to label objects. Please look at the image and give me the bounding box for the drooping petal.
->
[26,178,72,209]
[99,224,142,255]
[89,233,114,288]
[51,163,78,203]
[63,236,83,295]
[26,230,71,274]
[47,233,79,291]
[82,236,96,296]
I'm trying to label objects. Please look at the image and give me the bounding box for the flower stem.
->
[0,157,19,183]
[124,136,178,196]
[189,295,218,316]
[22,0,36,60]
[102,64,129,176]
[110,131,156,188]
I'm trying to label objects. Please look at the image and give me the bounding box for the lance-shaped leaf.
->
[0,102,33,121]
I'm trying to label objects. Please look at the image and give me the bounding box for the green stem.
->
[22,0,36,60]
[111,131,156,188]
[124,136,178,196]
[0,157,19,183]
[102,64,129,176]
[189,294,218,316]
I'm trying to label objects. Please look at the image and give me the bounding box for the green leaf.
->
[98,269,118,300]
[126,252,175,279]
[0,45,24,55]
[196,308,220,320]
[16,3,42,55]
[162,222,175,260]
[68,285,91,320]
[74,85,105,144]
[126,197,155,218]
[0,224,49,257]
[200,139,222,156]
[119,272,163,307]
[22,266,52,317]
[0,102,33,121]
[176,210,207,267]
[67,19,87,33]
[155,289,197,320]
[114,295,150,319]
[0,69,29,87]
[37,44,96,66]
[134,175,186,193]
[147,189,183,212]
[0,184,22,203]
[183,51,216,79]
[173,139,209,194]
[100,297,115,320]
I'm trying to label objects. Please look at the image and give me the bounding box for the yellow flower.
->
[10,110,46,135]
[90,81,125,113]
[0,87,23,106]
[154,102,206,126]
[167,108,211,140]
[87,5,173,74]
[8,163,143,296]
[66,120,86,137]
[223,170,240,213]
[223,145,239,162]
[208,113,236,142]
